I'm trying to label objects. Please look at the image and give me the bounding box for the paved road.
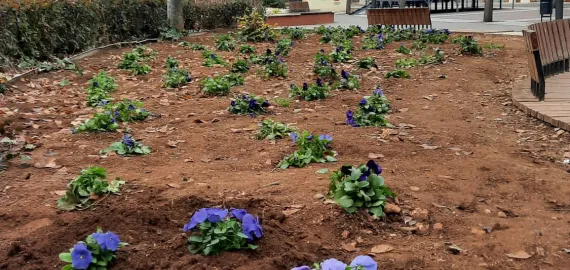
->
[305,4,570,33]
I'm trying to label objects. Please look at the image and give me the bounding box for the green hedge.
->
[0,0,253,70]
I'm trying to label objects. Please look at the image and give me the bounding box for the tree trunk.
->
[346,0,352,14]
[483,0,493,22]
[399,0,406,8]
[168,0,184,31]
[555,0,563,19]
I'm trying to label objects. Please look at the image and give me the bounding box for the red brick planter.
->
[266,12,334,27]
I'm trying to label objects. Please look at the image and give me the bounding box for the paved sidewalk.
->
[302,4,570,34]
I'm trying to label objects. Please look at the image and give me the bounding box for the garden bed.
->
[1,30,570,270]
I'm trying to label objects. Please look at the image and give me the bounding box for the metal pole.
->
[555,0,563,19]
[512,0,514,9]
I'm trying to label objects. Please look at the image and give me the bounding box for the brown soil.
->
[1,32,569,270]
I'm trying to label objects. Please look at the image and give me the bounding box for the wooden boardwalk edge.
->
[511,77,570,131]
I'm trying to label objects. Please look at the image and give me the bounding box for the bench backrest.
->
[290,1,310,12]
[366,8,431,29]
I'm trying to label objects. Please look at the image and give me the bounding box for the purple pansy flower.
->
[230,208,248,221]
[374,87,384,96]
[92,231,120,252]
[291,267,311,270]
[359,99,367,105]
[318,134,332,141]
[321,258,347,270]
[289,132,298,143]
[302,82,308,90]
[316,78,323,87]
[71,243,92,270]
[349,255,378,270]
[261,100,270,107]
[341,70,349,79]
[248,99,257,109]
[183,208,228,232]
[230,100,236,107]
[242,214,263,240]
[121,134,134,147]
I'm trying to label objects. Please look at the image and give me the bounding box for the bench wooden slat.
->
[367,8,431,28]
[550,22,564,62]
[556,20,569,59]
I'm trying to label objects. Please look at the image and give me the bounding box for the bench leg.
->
[566,59,569,72]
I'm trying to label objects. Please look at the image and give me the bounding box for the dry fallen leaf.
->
[371,244,394,254]
[54,190,67,196]
[506,250,532,259]
[342,242,357,252]
[368,153,384,159]
[168,183,181,188]
[420,144,439,150]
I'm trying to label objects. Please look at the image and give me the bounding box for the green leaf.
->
[315,168,329,174]
[188,235,203,243]
[61,265,73,270]
[59,79,70,86]
[338,195,354,208]
[369,206,384,217]
[59,253,72,263]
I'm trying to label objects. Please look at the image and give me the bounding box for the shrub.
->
[57,167,125,211]
[328,160,395,217]
[100,134,151,156]
[346,87,391,128]
[292,255,378,270]
[362,34,385,50]
[276,38,293,56]
[59,228,128,269]
[215,34,237,51]
[334,70,359,90]
[290,79,330,101]
[356,57,378,69]
[255,119,295,140]
[228,94,270,115]
[237,10,276,42]
[279,131,336,169]
[183,208,263,255]
[262,0,286,8]
[385,69,410,79]
[452,35,483,55]
[231,59,250,73]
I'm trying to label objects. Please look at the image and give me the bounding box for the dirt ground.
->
[1,31,569,270]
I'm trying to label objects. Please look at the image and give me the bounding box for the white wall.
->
[306,0,348,12]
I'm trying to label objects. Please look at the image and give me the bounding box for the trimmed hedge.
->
[0,0,254,70]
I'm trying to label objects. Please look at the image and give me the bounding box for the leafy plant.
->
[362,34,385,50]
[313,50,337,80]
[237,10,277,42]
[334,70,359,90]
[292,255,378,270]
[328,160,395,218]
[356,57,378,69]
[183,208,263,255]
[273,97,291,107]
[87,71,118,93]
[412,40,428,50]
[202,51,227,67]
[330,46,352,63]
[73,111,119,133]
[418,48,445,65]
[239,44,256,54]
[179,42,207,51]
[86,87,113,108]
[315,25,328,35]
[57,167,125,211]
[215,34,237,51]
[290,79,330,101]
[165,56,179,69]
[262,58,288,79]
[395,44,411,54]
[484,43,504,50]
[395,58,418,69]
[276,38,293,56]
[200,74,238,96]
[279,131,336,169]
[452,35,483,55]
[288,27,307,40]
[419,29,450,44]
[35,58,81,73]
[100,134,151,156]
[160,27,183,41]
[231,59,250,73]
[346,88,391,128]
[59,228,128,270]
[106,99,151,123]
[163,68,191,88]
[255,119,295,140]
[385,69,410,79]
[228,94,270,115]
[117,46,155,75]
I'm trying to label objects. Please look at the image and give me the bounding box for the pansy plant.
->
[395,58,418,69]
[73,111,119,133]
[334,70,359,90]
[346,87,391,128]
[86,71,117,93]
[57,167,125,211]
[356,57,378,69]
[419,28,451,44]
[214,34,237,51]
[328,160,395,218]
[261,57,288,79]
[106,99,151,122]
[385,69,410,79]
[228,94,270,115]
[290,79,330,101]
[292,255,378,270]
[183,208,263,255]
[395,43,411,54]
[313,50,337,80]
[362,34,385,50]
[118,46,155,75]
[239,44,256,54]
[230,59,250,73]
[276,38,293,56]
[165,56,179,69]
[279,131,336,169]
[287,27,307,40]
[163,64,191,89]
[59,228,128,270]
[200,75,232,96]
[255,119,296,141]
[329,46,352,63]
[100,134,151,156]
[202,50,227,67]
[418,48,445,65]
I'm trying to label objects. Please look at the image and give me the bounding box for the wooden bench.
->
[366,8,431,29]
[289,1,310,12]
[523,19,570,100]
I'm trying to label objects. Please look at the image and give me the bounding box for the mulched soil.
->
[1,31,570,270]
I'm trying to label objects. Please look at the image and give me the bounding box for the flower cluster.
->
[100,134,151,156]
[313,50,337,80]
[346,87,391,127]
[334,70,359,90]
[362,34,385,50]
[228,94,270,115]
[356,57,378,69]
[59,228,128,270]
[85,71,117,107]
[289,79,330,101]
[202,50,227,67]
[183,208,263,255]
[279,131,336,169]
[292,255,378,270]
[329,45,352,63]
[57,167,124,211]
[328,160,395,218]
[276,38,294,56]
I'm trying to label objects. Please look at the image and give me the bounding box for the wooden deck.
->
[512,73,570,131]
